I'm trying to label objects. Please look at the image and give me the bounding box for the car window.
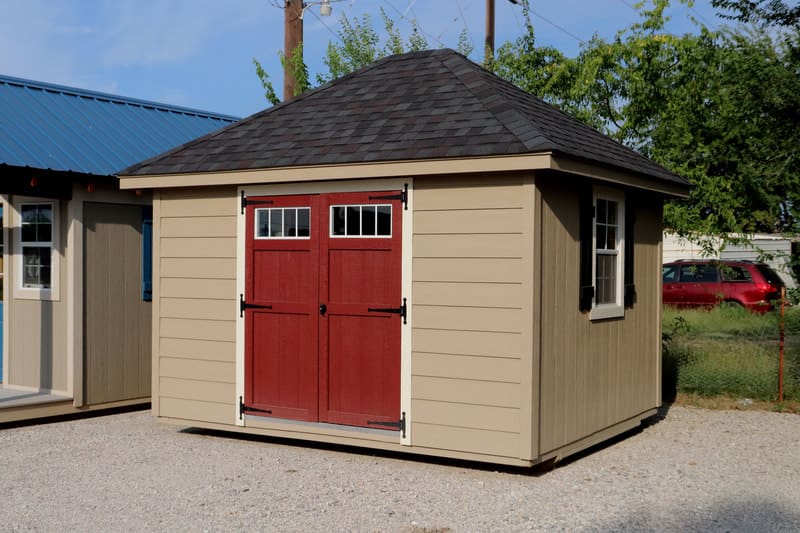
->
[679,264,719,283]
[721,265,752,282]
[663,265,678,282]
[755,264,785,286]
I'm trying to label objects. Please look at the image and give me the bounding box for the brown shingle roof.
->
[120,49,688,188]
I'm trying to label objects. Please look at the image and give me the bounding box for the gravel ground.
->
[1,406,798,532]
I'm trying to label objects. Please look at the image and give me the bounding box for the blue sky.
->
[0,1,724,118]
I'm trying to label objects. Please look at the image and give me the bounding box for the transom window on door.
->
[20,203,53,289]
[331,204,391,237]
[255,207,310,239]
[592,189,625,319]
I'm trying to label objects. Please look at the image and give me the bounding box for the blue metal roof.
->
[0,74,238,177]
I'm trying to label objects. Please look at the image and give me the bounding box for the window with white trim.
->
[591,189,625,319]
[330,204,391,237]
[14,199,60,300]
[255,207,310,239]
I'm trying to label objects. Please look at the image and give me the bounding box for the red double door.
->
[244,191,402,429]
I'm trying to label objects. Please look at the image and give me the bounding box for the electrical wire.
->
[380,0,447,47]
[528,8,584,44]
[455,0,477,50]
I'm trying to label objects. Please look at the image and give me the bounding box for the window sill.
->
[14,287,59,302]
[590,304,624,321]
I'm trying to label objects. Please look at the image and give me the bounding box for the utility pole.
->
[284,0,304,100]
[486,0,521,66]
[485,0,495,66]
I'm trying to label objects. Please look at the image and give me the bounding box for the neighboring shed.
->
[119,50,690,466]
[0,74,237,423]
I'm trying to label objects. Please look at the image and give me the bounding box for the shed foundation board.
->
[158,417,537,468]
[0,394,149,424]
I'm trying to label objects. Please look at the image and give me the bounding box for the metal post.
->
[779,286,785,402]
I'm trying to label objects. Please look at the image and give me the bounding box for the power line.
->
[455,0,477,50]
[529,8,584,44]
[380,0,446,47]
[308,8,340,41]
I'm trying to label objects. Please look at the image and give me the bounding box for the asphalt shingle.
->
[120,49,688,188]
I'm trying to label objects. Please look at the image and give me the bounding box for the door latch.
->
[319,303,327,316]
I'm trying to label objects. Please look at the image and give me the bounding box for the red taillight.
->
[756,283,770,292]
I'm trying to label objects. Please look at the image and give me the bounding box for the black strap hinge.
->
[367,411,406,438]
[240,293,273,317]
[241,191,274,214]
[367,297,407,324]
[239,396,272,420]
[369,183,408,210]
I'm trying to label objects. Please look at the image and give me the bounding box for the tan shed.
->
[0,75,235,423]
[118,50,690,467]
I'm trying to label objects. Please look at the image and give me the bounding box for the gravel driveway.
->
[1,406,798,532]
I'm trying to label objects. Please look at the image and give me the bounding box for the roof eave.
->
[549,155,691,199]
[119,152,689,198]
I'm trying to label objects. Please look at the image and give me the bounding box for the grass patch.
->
[673,392,800,414]
[663,307,800,403]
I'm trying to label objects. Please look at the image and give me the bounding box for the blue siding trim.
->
[142,206,153,302]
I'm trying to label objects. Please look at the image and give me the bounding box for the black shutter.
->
[579,185,594,313]
[624,192,636,308]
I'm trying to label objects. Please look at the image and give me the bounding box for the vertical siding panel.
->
[537,176,662,455]
[84,203,151,404]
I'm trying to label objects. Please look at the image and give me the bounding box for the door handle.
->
[319,303,327,316]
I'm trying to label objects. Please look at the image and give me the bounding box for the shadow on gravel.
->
[0,403,150,430]
[181,406,671,478]
[602,500,800,531]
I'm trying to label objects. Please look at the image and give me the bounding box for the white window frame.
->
[590,187,624,320]
[13,198,60,301]
[254,207,311,240]
[329,204,393,238]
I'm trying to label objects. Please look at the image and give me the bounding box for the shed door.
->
[84,203,152,405]
[244,191,402,429]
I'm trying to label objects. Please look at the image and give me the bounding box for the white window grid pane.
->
[20,204,53,246]
[592,191,624,315]
[254,207,312,239]
[330,204,391,238]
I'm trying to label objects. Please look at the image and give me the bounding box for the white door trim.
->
[235,178,413,445]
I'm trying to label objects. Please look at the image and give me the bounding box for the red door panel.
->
[319,191,402,428]
[244,195,319,421]
[325,314,399,427]
[244,190,402,430]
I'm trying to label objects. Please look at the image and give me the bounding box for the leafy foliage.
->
[494,0,800,238]
[711,0,800,27]
[255,8,473,104]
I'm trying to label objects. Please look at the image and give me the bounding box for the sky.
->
[0,0,727,119]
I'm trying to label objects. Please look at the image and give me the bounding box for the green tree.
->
[255,8,473,105]
[711,0,800,27]
[495,0,800,237]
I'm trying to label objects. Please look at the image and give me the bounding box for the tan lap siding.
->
[157,187,238,424]
[537,176,662,455]
[411,175,532,460]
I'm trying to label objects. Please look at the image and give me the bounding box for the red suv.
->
[662,260,785,313]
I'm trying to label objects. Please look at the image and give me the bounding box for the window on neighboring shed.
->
[14,199,60,301]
